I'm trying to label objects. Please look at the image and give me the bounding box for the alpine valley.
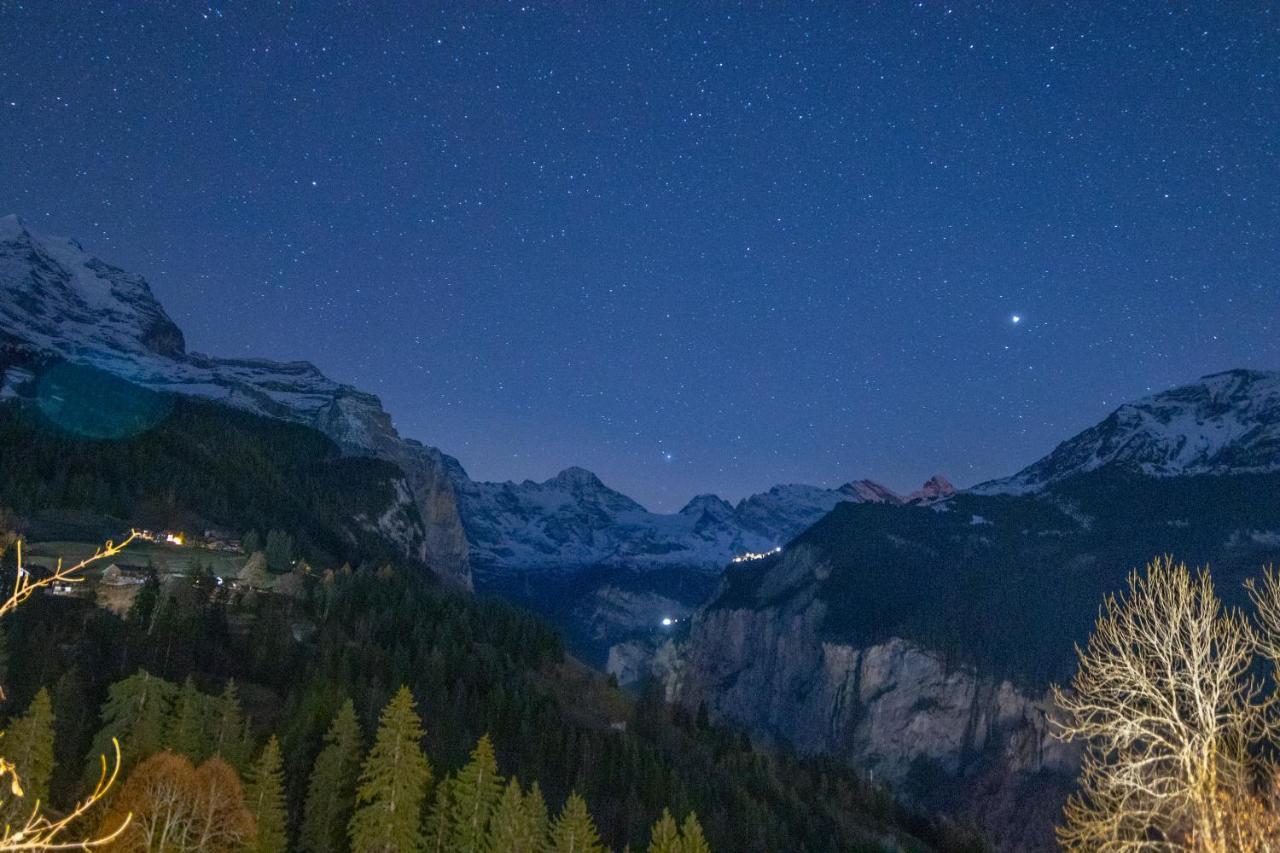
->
[0,214,956,661]
[5,216,1280,850]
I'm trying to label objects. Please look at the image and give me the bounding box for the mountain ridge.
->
[975,368,1280,495]
[0,215,474,586]
[0,215,954,591]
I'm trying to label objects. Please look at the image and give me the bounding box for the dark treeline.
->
[0,373,984,850]
[0,557,982,852]
[0,380,414,567]
[714,469,1280,689]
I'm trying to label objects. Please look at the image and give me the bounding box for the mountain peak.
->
[0,215,187,358]
[975,369,1280,494]
[547,466,607,490]
[906,475,956,504]
[679,493,734,516]
[838,479,902,504]
[0,214,27,239]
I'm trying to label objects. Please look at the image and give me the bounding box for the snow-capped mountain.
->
[457,463,947,574]
[0,215,472,585]
[0,213,951,588]
[975,369,1280,495]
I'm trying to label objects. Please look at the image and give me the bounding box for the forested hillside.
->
[0,375,982,851]
[0,362,419,567]
[0,541,980,851]
[713,468,1280,687]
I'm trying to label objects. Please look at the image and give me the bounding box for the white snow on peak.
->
[0,215,27,239]
[0,216,968,579]
[0,217,402,455]
[975,369,1280,495]
[459,472,952,574]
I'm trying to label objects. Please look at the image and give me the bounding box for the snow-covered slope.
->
[975,369,1280,495]
[0,215,472,586]
[458,463,950,573]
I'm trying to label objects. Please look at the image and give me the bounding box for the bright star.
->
[1011,314,1022,325]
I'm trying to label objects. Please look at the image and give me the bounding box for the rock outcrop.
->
[660,548,1077,851]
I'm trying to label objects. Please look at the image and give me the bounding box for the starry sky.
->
[2,2,1278,510]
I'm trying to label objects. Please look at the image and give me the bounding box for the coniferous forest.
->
[0,503,980,851]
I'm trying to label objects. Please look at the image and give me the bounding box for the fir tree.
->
[3,687,55,821]
[680,813,711,853]
[165,675,209,761]
[448,733,503,852]
[50,667,89,803]
[299,699,363,853]
[423,776,455,853]
[128,566,160,630]
[548,792,604,853]
[348,686,433,853]
[210,679,249,771]
[245,735,288,853]
[647,809,682,853]
[264,529,294,573]
[486,777,542,853]
[525,780,550,843]
[86,670,177,783]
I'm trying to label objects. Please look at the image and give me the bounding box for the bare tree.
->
[1052,556,1261,851]
[0,533,136,850]
[98,752,254,852]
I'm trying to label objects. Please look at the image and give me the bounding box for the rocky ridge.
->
[0,215,472,585]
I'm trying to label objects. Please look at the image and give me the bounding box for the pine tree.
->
[486,777,542,853]
[85,670,177,783]
[210,679,249,771]
[423,776,455,853]
[264,529,294,573]
[680,813,711,853]
[348,686,433,853]
[245,735,288,853]
[647,808,681,853]
[2,687,55,822]
[299,699,363,853]
[548,792,604,853]
[525,780,550,843]
[448,733,503,851]
[165,675,209,761]
[128,567,160,629]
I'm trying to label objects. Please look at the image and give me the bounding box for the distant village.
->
[36,527,318,617]
[133,527,243,552]
[730,546,782,564]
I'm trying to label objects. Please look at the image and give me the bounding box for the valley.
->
[3,217,1279,850]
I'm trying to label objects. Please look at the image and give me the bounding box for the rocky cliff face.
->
[0,215,471,586]
[659,371,1280,849]
[660,546,1077,851]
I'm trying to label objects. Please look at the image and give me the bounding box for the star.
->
[1011,315,1022,325]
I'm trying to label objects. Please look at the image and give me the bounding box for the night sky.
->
[3,3,1278,510]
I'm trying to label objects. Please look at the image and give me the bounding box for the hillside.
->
[0,360,424,569]
[665,371,1280,850]
[0,360,981,851]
